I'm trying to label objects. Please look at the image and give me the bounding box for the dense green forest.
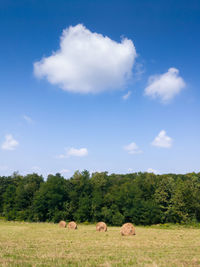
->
[0,171,200,225]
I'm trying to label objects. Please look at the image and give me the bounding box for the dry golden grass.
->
[0,221,200,266]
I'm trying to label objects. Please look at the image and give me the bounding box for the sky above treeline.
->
[0,0,200,177]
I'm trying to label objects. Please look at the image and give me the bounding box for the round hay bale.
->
[96,222,107,232]
[59,220,66,228]
[120,223,136,236]
[67,221,77,230]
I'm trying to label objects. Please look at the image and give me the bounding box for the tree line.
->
[0,170,200,225]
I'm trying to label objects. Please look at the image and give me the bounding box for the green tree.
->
[33,173,68,222]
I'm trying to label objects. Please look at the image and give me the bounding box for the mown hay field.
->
[0,221,200,267]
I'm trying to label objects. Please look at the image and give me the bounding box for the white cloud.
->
[134,62,145,80]
[151,130,172,148]
[68,147,88,157]
[124,142,142,154]
[57,147,88,158]
[144,68,185,102]
[23,115,33,124]
[34,24,136,94]
[1,134,19,150]
[128,168,133,172]
[147,168,158,174]
[56,154,66,159]
[56,154,68,159]
[123,90,131,100]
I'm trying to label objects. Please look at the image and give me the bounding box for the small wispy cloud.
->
[151,130,172,148]
[122,91,132,100]
[56,154,66,159]
[134,62,145,80]
[57,147,88,158]
[1,134,19,151]
[23,115,33,124]
[68,147,88,157]
[123,142,142,154]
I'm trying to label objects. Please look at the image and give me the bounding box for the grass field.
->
[0,221,200,266]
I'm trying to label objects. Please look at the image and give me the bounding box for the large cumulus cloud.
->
[34,24,136,93]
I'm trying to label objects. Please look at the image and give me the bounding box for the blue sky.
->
[0,0,200,177]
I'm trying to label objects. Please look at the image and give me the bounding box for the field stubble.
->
[0,221,200,266]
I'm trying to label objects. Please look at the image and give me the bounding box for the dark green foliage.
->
[3,185,17,220]
[33,173,68,222]
[0,171,200,225]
